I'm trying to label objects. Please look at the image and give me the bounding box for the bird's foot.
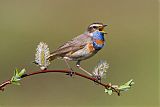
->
[92,75,101,83]
[66,69,74,77]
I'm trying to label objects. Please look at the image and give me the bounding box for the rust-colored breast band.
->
[95,39,104,45]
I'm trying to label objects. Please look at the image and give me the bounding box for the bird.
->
[48,22,107,76]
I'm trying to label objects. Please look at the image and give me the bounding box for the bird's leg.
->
[64,59,74,76]
[76,61,93,76]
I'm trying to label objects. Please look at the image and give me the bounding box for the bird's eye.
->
[93,26,98,29]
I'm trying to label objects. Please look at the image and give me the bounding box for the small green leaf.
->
[14,68,19,76]
[104,88,108,93]
[118,85,130,91]
[108,90,113,95]
[11,68,26,85]
[18,69,26,77]
[11,76,20,82]
[124,79,134,86]
[11,76,15,82]
[104,89,113,95]
[118,79,134,91]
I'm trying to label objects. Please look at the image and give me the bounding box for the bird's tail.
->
[48,53,58,61]
[33,54,57,64]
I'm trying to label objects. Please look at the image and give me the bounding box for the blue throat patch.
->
[92,31,105,50]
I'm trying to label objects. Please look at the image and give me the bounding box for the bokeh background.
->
[0,0,159,107]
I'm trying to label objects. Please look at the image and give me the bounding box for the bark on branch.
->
[0,69,120,95]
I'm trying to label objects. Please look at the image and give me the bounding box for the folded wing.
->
[49,34,92,60]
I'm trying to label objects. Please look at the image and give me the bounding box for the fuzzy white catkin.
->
[35,42,50,70]
[92,60,109,78]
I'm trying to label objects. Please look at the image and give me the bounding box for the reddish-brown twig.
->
[0,69,120,95]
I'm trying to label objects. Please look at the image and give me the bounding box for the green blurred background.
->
[0,0,159,107]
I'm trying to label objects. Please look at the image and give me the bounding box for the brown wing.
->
[50,33,92,56]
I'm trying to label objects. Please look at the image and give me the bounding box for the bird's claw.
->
[93,75,101,82]
[66,69,74,77]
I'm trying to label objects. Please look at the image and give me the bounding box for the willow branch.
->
[0,69,120,95]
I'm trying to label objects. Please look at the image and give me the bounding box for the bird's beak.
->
[103,24,107,27]
[99,25,107,31]
[100,24,107,34]
[99,24,107,34]
[103,24,107,34]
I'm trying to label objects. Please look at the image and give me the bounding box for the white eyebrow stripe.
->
[89,24,102,27]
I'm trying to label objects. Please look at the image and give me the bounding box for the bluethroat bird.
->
[48,22,107,76]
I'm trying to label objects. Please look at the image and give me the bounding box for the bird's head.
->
[87,22,107,33]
